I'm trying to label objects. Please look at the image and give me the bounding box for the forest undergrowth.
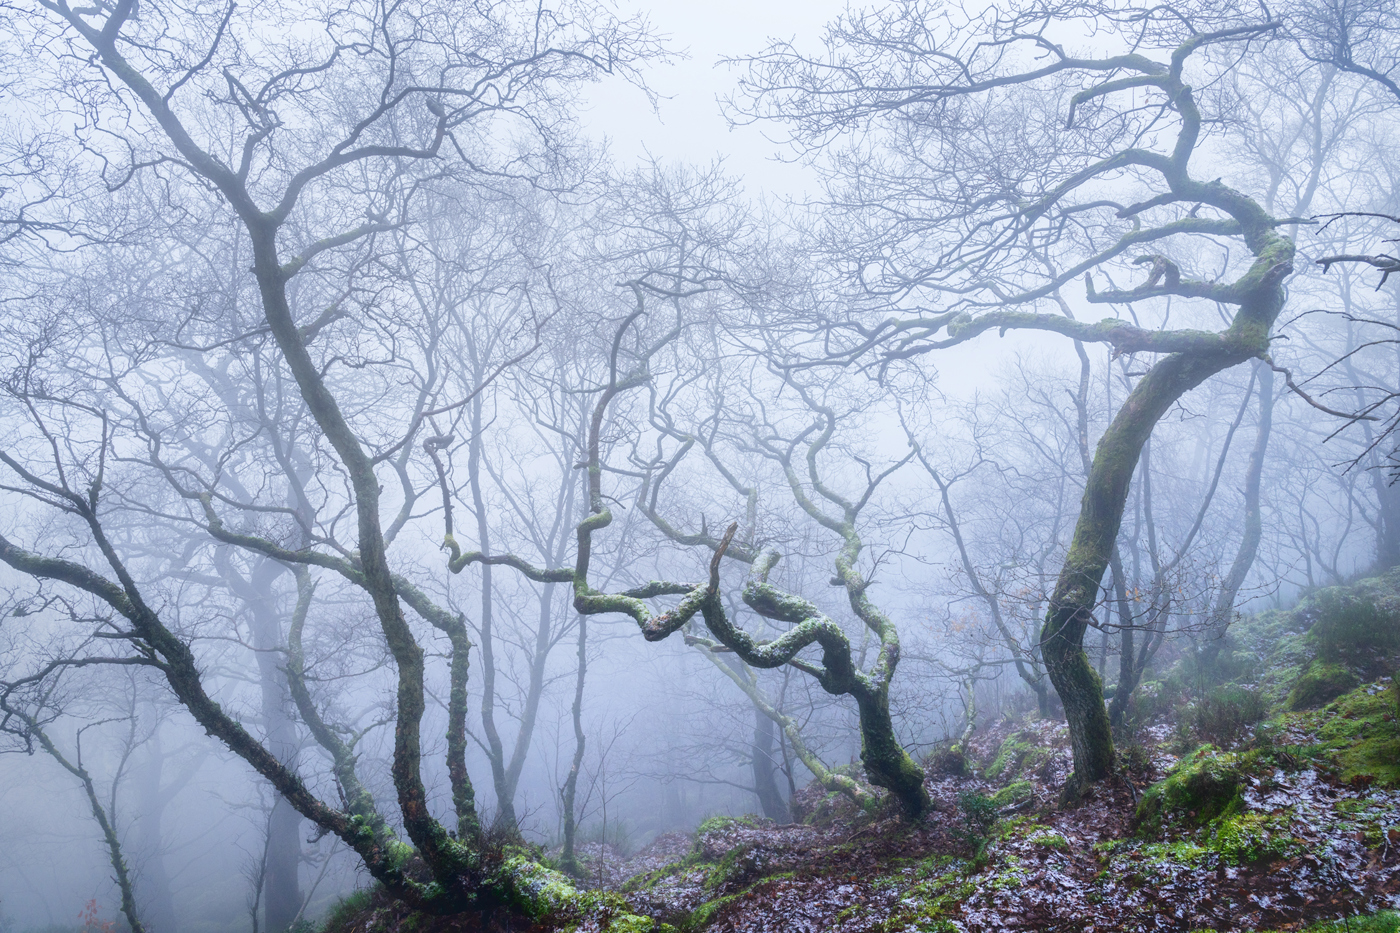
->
[322,572,1400,933]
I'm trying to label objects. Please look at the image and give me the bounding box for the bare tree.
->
[733,2,1311,793]
[0,0,662,914]
[449,285,933,817]
[1,659,148,933]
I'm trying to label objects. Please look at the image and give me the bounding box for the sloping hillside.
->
[322,573,1400,933]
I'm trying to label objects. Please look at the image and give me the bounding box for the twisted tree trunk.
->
[1044,350,1240,791]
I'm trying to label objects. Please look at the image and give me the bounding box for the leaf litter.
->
[580,699,1400,932]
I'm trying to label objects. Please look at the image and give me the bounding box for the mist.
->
[1,2,1399,932]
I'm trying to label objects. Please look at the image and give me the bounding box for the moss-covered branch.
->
[0,529,435,904]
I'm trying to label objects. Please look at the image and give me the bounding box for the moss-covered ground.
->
[315,571,1400,932]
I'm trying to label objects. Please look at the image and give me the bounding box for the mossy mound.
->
[1136,746,1249,833]
[693,815,760,837]
[1209,810,1301,864]
[1210,606,1315,697]
[1289,660,1361,710]
[990,780,1033,809]
[1304,586,1400,675]
[1268,680,1400,787]
[1309,683,1400,787]
[983,729,1050,781]
[1129,746,1304,870]
[925,744,970,777]
[316,858,667,933]
[1212,569,1400,707]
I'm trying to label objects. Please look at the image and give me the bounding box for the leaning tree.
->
[731,0,1325,793]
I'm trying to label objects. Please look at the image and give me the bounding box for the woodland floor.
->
[561,692,1400,933]
[321,678,1400,933]
[323,680,1400,933]
[325,572,1400,933]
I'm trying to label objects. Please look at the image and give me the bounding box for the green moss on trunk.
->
[856,690,930,818]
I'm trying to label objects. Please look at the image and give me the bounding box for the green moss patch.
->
[989,817,1067,852]
[1277,683,1400,787]
[694,815,758,836]
[1289,661,1360,710]
[1210,810,1301,864]
[870,856,973,933]
[1335,797,1399,848]
[620,852,704,894]
[1118,809,1300,872]
[990,781,1033,809]
[680,893,739,931]
[675,872,797,932]
[702,844,757,892]
[496,856,658,930]
[1133,745,1305,866]
[1024,828,1069,850]
[995,816,1047,841]
[1136,746,1247,833]
[1283,911,1400,933]
[1137,839,1211,867]
[984,731,1049,781]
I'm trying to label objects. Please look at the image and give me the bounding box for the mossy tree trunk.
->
[701,546,930,818]
[1042,345,1271,792]
[641,416,892,813]
[729,10,1304,794]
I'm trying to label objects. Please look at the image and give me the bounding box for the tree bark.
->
[559,613,587,876]
[1041,346,1262,794]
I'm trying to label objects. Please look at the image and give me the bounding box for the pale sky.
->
[580,0,850,199]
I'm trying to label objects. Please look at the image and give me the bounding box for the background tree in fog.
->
[449,162,934,817]
[1,659,149,933]
[0,0,661,912]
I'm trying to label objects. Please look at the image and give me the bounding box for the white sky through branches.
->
[581,0,847,199]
